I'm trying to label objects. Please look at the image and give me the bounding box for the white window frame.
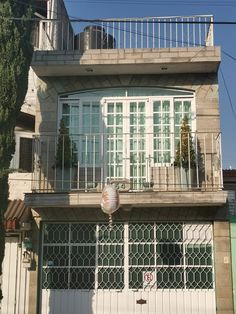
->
[10,131,34,170]
[58,89,196,185]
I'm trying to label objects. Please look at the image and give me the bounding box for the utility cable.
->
[5,0,78,21]
[222,50,236,62]
[220,68,236,120]
[77,19,208,48]
[2,15,236,24]
[64,0,236,6]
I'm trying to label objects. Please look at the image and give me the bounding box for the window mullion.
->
[154,222,157,289]
[124,222,129,290]
[170,98,175,164]
[68,223,71,289]
[147,98,153,177]
[114,103,117,178]
[124,99,129,180]
[95,224,99,290]
[161,100,164,165]
[183,222,187,289]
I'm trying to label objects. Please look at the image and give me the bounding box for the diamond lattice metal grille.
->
[41,222,214,290]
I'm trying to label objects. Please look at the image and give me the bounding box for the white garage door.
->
[40,222,216,314]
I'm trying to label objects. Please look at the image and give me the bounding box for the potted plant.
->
[174,115,196,189]
[55,119,77,190]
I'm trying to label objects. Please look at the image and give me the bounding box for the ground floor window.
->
[41,222,214,290]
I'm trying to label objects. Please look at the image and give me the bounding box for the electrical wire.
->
[1,1,236,24]
[2,3,236,57]
[73,19,208,48]
[220,68,236,120]
[3,0,78,21]
[2,5,236,60]
[70,19,236,24]
[222,50,236,62]
[2,15,236,24]
[3,2,236,52]
[6,0,236,21]
[64,0,236,6]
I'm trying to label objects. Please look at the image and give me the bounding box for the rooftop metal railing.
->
[30,131,222,193]
[33,15,214,51]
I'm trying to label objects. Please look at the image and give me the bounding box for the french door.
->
[59,95,194,189]
[104,98,151,189]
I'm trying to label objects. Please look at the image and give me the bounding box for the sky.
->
[64,0,236,169]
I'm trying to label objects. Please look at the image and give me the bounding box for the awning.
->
[4,200,32,231]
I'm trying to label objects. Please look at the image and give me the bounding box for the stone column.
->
[214,221,234,314]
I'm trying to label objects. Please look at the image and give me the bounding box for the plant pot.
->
[143,181,154,189]
[175,167,196,190]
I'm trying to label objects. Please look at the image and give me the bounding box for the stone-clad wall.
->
[35,73,220,134]
[214,221,234,314]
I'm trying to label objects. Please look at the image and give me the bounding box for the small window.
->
[19,137,33,172]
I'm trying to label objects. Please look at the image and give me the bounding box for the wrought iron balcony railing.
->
[31,132,222,193]
[33,15,214,51]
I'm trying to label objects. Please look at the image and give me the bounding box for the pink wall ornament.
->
[101,184,120,227]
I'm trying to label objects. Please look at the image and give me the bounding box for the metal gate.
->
[40,222,216,314]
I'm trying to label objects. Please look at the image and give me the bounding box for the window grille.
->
[41,222,214,290]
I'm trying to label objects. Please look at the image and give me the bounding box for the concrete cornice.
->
[25,190,227,209]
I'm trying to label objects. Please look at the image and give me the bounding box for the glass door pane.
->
[153,100,171,165]
[129,101,146,189]
[106,102,124,180]
[174,99,193,150]
[79,101,101,188]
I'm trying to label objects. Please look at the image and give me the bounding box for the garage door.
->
[40,222,216,314]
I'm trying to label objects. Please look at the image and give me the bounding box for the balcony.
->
[28,130,223,189]
[25,133,227,208]
[31,15,220,76]
[24,131,228,209]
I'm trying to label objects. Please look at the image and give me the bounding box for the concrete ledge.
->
[32,46,221,77]
[25,190,227,208]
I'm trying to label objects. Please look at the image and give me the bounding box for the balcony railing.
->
[33,15,214,51]
[31,132,222,193]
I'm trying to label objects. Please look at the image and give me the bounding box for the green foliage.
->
[0,0,34,187]
[174,116,196,169]
[0,0,34,299]
[55,120,77,168]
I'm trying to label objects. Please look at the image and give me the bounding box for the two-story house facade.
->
[24,4,232,314]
